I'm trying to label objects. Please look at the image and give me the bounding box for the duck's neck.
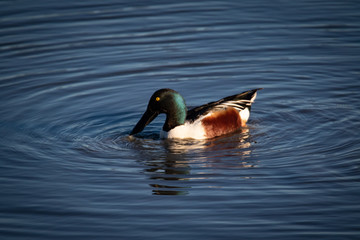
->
[163,94,187,131]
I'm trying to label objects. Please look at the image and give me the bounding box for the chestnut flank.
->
[201,107,244,138]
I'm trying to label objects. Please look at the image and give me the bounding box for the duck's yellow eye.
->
[155,97,160,101]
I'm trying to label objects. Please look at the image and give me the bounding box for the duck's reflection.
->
[141,128,257,195]
[144,148,191,195]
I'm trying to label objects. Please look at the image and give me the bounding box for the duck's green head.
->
[130,89,187,135]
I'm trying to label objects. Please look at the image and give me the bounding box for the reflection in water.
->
[138,128,257,195]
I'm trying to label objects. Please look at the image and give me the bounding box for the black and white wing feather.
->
[186,88,261,122]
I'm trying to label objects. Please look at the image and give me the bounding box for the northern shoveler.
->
[130,88,261,139]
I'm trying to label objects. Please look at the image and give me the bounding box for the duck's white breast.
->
[160,120,206,139]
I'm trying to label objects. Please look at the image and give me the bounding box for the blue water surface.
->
[1,0,360,239]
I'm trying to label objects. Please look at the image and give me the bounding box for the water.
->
[1,0,360,239]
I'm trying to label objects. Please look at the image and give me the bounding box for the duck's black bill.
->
[130,109,159,135]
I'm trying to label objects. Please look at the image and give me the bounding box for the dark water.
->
[1,0,360,239]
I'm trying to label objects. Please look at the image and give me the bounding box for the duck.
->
[130,88,261,139]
